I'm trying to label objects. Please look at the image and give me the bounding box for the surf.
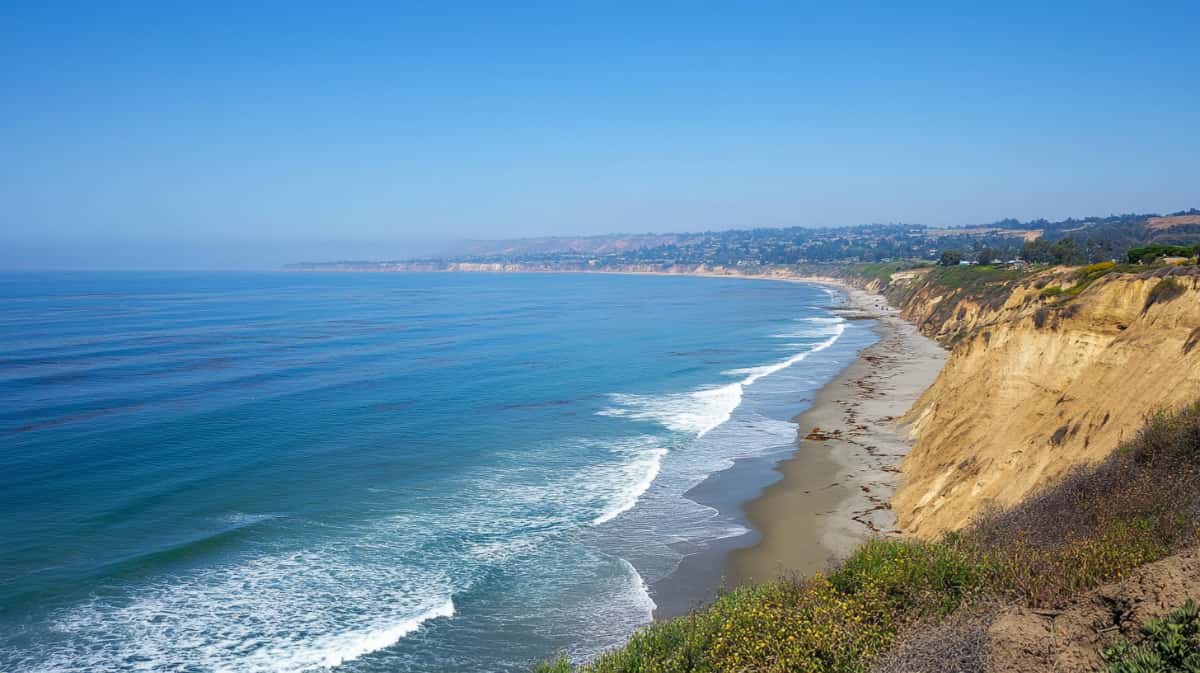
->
[593,447,669,525]
[599,319,847,439]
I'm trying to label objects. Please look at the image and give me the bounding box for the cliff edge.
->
[880,266,1200,537]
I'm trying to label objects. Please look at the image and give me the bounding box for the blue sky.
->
[2,1,1197,269]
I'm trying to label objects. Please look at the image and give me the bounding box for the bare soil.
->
[987,546,1200,672]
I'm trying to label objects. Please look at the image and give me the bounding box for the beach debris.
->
[804,427,842,441]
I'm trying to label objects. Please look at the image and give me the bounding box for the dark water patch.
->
[494,398,577,411]
[668,348,734,357]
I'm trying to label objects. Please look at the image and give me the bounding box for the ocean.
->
[0,271,875,672]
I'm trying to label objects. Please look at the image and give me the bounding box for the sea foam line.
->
[242,598,455,672]
[618,557,657,618]
[593,448,668,526]
[36,548,458,673]
[599,320,847,439]
[729,320,847,386]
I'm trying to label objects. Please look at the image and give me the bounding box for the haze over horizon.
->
[3,2,1198,270]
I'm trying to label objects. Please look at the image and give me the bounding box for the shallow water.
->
[0,271,874,672]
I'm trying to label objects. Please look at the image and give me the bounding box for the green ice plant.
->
[1104,600,1200,673]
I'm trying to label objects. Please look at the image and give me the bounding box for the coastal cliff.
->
[878,266,1200,537]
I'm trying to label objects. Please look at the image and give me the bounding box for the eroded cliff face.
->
[890,268,1200,538]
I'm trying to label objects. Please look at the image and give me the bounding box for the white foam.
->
[12,308,856,673]
[467,536,543,563]
[557,556,660,665]
[599,382,742,437]
[237,598,454,672]
[37,548,456,673]
[600,320,846,438]
[443,435,672,551]
[618,557,657,618]
[730,321,846,385]
[593,448,668,525]
[220,512,281,526]
[770,315,846,339]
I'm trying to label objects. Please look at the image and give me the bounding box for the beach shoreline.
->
[727,285,945,583]
[651,280,945,615]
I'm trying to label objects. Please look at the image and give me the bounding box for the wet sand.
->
[726,286,946,584]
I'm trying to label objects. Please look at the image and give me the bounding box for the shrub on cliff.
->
[1132,401,1200,460]
[963,402,1200,606]
[830,539,979,616]
[1144,278,1187,312]
[1039,261,1129,302]
[535,539,980,673]
[535,571,898,673]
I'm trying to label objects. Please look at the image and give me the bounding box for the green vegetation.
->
[938,250,965,266]
[1128,245,1199,265]
[939,265,1024,285]
[1022,237,1089,265]
[853,259,932,283]
[537,569,897,673]
[1038,261,1140,300]
[535,540,973,673]
[1145,278,1188,312]
[1104,600,1200,673]
[913,265,1031,325]
[926,265,1027,290]
[851,262,1035,340]
[537,403,1200,672]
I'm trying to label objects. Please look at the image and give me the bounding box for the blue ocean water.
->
[0,272,875,673]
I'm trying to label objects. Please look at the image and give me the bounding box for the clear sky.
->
[2,2,1198,269]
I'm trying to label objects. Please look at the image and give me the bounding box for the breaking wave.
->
[593,448,668,525]
[32,548,456,673]
[599,320,846,438]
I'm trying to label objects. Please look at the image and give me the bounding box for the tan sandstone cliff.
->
[887,267,1200,538]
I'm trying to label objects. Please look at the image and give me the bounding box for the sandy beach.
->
[650,280,946,617]
[725,285,946,584]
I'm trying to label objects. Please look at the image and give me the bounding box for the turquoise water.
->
[0,272,875,672]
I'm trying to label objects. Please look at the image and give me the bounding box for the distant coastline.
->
[281,260,863,294]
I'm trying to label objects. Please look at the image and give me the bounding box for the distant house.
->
[1161,256,1191,265]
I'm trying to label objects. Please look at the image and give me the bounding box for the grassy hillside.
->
[536,402,1200,673]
